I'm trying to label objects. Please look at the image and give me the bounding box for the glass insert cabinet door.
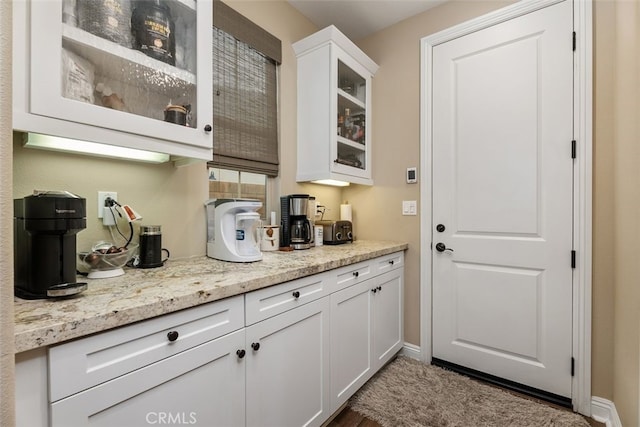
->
[28,0,212,149]
[334,58,369,173]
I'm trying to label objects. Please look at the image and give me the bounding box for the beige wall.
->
[12,0,341,258]
[610,1,640,425]
[1,1,15,426]
[353,0,638,424]
[592,0,615,404]
[352,0,514,352]
[8,0,640,425]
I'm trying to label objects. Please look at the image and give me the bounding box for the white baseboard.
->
[591,397,622,427]
[401,342,422,360]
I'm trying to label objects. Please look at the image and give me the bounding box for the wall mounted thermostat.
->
[406,167,417,184]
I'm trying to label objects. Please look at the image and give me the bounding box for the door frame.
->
[419,0,593,415]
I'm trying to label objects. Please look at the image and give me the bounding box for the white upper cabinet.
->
[12,0,213,160]
[293,25,378,185]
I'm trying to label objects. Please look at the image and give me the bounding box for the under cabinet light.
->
[24,133,171,164]
[311,179,351,187]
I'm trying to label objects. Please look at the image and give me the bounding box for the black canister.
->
[164,105,187,125]
[139,225,166,268]
[77,0,132,47]
[131,0,175,65]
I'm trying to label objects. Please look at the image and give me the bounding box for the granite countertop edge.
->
[15,240,408,353]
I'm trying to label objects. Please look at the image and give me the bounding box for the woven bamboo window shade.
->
[211,1,282,176]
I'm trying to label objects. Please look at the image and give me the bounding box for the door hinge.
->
[571,140,577,159]
[571,250,576,269]
[572,32,576,51]
[571,357,575,377]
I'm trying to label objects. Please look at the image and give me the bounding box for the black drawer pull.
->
[292,291,301,298]
[353,271,359,278]
[389,260,395,265]
[251,342,261,351]
[371,288,377,293]
[167,331,179,342]
[236,349,246,359]
[377,286,382,292]
[204,124,212,132]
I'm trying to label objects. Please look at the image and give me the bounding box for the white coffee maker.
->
[205,199,262,262]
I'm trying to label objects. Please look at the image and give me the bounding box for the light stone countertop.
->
[14,240,408,353]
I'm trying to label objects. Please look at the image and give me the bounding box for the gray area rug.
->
[349,356,590,427]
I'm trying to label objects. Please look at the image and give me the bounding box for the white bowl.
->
[77,244,138,278]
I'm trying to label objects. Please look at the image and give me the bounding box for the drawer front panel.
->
[49,295,244,401]
[375,252,404,274]
[334,260,373,292]
[245,272,333,325]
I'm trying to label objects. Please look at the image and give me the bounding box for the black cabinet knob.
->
[292,291,300,299]
[236,349,246,359]
[389,260,395,265]
[204,124,212,132]
[371,288,377,293]
[251,342,260,351]
[377,286,382,292]
[353,271,359,278]
[436,224,446,232]
[167,331,179,342]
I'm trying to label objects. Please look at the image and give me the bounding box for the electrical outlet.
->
[97,191,118,218]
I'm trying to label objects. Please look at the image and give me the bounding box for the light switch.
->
[402,200,417,216]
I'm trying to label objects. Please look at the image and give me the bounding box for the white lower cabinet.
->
[245,297,331,427]
[330,268,404,411]
[17,252,404,427]
[50,329,246,427]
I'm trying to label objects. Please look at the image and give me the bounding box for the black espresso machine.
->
[14,191,88,299]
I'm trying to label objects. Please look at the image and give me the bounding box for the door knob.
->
[436,224,446,232]
[435,243,454,253]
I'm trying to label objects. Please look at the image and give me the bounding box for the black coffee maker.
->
[280,194,312,250]
[14,191,88,299]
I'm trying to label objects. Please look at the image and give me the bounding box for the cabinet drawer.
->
[245,272,333,325]
[375,252,404,274]
[49,295,244,402]
[334,260,374,292]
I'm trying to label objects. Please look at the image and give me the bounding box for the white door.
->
[245,297,331,427]
[432,0,574,398]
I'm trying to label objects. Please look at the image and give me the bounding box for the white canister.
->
[260,225,280,251]
[314,225,324,246]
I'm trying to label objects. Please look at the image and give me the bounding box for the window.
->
[210,1,281,177]
[210,1,281,214]
[208,167,266,218]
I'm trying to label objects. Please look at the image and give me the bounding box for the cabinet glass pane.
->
[338,60,365,103]
[336,60,366,170]
[59,0,198,127]
[336,141,365,170]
